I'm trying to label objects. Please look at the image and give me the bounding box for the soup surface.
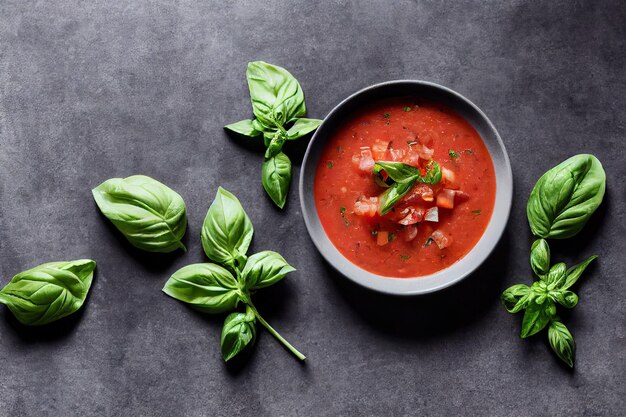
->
[314,99,496,277]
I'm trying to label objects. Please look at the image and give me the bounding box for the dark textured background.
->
[0,1,624,416]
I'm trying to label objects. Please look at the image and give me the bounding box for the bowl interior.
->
[299,80,512,295]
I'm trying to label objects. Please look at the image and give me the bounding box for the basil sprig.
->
[502,154,605,368]
[92,175,187,253]
[225,61,322,209]
[373,161,442,215]
[163,187,304,362]
[0,259,96,325]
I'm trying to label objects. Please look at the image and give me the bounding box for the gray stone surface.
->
[0,0,624,415]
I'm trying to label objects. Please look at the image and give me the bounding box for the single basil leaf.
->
[501,284,532,313]
[520,299,556,338]
[264,131,287,159]
[224,119,262,137]
[241,251,296,290]
[0,259,96,325]
[92,175,187,253]
[527,154,606,239]
[422,161,442,185]
[543,262,567,286]
[262,152,292,209]
[201,187,254,267]
[373,162,421,184]
[563,255,597,290]
[162,263,240,313]
[548,320,575,368]
[530,239,550,278]
[551,290,578,309]
[286,118,322,140]
[378,181,414,215]
[246,61,306,129]
[221,306,257,361]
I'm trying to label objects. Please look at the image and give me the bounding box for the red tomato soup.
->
[314,99,496,277]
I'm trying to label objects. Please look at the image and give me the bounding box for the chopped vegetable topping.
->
[424,237,434,247]
[377,231,389,246]
[328,161,333,169]
[424,207,439,222]
[431,230,452,249]
[472,209,482,216]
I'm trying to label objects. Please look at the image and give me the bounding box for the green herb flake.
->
[343,217,350,226]
[340,207,346,214]
[383,113,390,118]
[448,149,459,159]
[424,237,434,247]
[407,141,418,147]
[388,233,396,242]
[472,209,482,216]
[403,106,412,112]
[400,255,411,260]
[327,160,333,169]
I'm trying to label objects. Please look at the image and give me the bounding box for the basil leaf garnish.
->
[224,119,262,137]
[548,320,575,368]
[530,239,550,278]
[520,299,556,338]
[378,181,414,215]
[92,175,187,253]
[527,154,606,239]
[162,263,240,313]
[221,306,257,361]
[262,152,292,209]
[501,284,532,313]
[286,118,322,140]
[241,251,296,290]
[201,187,253,268]
[0,259,96,325]
[563,255,597,290]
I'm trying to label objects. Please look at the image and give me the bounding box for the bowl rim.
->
[299,79,513,295]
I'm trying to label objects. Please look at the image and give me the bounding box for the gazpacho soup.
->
[314,99,496,277]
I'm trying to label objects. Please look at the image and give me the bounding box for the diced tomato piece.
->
[403,225,418,242]
[413,143,434,160]
[377,231,389,246]
[431,230,453,249]
[436,189,456,209]
[401,184,434,204]
[441,167,457,188]
[397,206,424,225]
[354,197,379,217]
[372,140,388,160]
[403,152,420,167]
[424,207,439,222]
[454,190,470,204]
[352,147,375,174]
[389,148,406,161]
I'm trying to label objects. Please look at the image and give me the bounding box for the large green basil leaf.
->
[530,239,550,278]
[162,263,240,313]
[527,154,606,239]
[548,320,575,368]
[563,255,597,290]
[201,187,254,267]
[378,181,414,215]
[241,251,296,290]
[224,119,262,137]
[262,152,292,209]
[92,175,187,253]
[550,290,578,309]
[520,299,556,338]
[286,118,322,140]
[221,306,257,362]
[0,259,96,325]
[501,284,532,313]
[373,162,421,184]
[246,61,306,129]
[543,262,567,287]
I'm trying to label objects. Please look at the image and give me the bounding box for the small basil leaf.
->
[551,290,578,309]
[378,181,414,215]
[527,154,606,239]
[162,263,240,313]
[501,284,532,313]
[264,131,287,159]
[201,187,254,267]
[422,161,442,184]
[548,320,575,368]
[0,259,96,325]
[246,61,306,128]
[221,306,257,361]
[530,239,550,278]
[520,299,556,338]
[262,152,292,209]
[373,162,421,184]
[286,118,322,140]
[241,251,296,290]
[563,255,597,290]
[543,262,567,286]
[224,119,262,137]
[92,175,187,253]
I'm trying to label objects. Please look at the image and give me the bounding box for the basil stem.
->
[247,301,306,361]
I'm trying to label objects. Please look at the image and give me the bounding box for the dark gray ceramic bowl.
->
[299,80,512,295]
